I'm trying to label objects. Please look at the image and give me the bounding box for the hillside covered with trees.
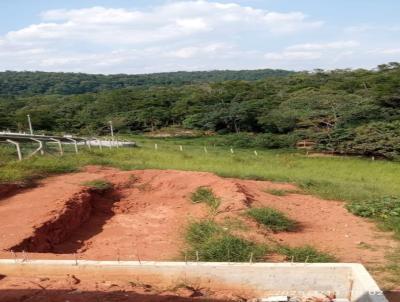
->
[1,62,399,159]
[0,69,292,96]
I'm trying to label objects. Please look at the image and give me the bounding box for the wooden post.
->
[179,145,183,151]
[6,139,22,161]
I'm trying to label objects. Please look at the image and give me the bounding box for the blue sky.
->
[0,0,399,73]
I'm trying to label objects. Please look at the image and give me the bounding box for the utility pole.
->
[109,120,114,144]
[27,114,33,135]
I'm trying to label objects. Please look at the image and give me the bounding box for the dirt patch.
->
[0,167,398,296]
[0,275,248,302]
[234,179,397,265]
[0,183,26,201]
[0,167,397,263]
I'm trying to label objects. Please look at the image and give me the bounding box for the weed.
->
[190,186,221,212]
[194,234,266,262]
[221,216,248,231]
[83,179,113,190]
[184,220,266,262]
[185,220,221,247]
[247,207,297,232]
[347,197,400,237]
[277,245,337,263]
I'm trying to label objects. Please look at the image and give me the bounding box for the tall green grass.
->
[2,140,400,202]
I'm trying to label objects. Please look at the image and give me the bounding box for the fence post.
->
[29,138,44,156]
[66,138,78,154]
[6,139,22,161]
[49,138,63,155]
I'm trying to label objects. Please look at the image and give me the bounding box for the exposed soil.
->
[0,183,26,201]
[0,166,397,263]
[0,166,398,300]
[0,274,249,302]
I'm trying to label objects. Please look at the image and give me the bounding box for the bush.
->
[318,121,400,159]
[247,207,297,232]
[207,133,297,149]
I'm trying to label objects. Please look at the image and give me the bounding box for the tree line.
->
[0,62,399,159]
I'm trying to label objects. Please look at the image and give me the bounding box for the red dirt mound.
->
[0,167,397,269]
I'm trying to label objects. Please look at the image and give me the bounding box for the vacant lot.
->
[0,139,399,298]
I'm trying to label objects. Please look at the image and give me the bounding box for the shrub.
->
[247,207,297,232]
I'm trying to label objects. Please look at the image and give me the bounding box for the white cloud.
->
[265,51,321,60]
[345,24,400,33]
[0,1,324,73]
[265,40,359,63]
[287,41,359,51]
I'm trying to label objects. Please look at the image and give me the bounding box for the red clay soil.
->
[0,275,247,302]
[0,166,398,299]
[0,166,397,263]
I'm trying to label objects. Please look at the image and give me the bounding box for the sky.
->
[0,0,399,74]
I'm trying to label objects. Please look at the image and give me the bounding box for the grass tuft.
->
[184,220,266,262]
[190,186,221,212]
[83,179,113,190]
[277,245,337,263]
[247,207,297,232]
[264,188,302,196]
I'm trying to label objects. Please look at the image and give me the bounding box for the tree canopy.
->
[1,63,400,159]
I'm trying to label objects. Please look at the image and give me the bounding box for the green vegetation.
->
[190,186,221,212]
[247,207,297,232]
[347,197,400,237]
[184,219,334,263]
[264,188,296,196]
[1,63,400,159]
[184,220,266,262]
[278,245,337,263]
[0,69,291,96]
[0,137,400,237]
[83,179,113,190]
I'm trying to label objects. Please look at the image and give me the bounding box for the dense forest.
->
[1,62,399,159]
[0,69,292,96]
